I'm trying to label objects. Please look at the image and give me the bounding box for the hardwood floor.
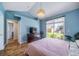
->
[0,39,28,56]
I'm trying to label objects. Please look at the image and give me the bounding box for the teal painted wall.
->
[0,3,5,50]
[19,16,40,44]
[40,20,46,38]
[65,9,79,37]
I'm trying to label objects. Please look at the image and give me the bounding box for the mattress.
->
[26,38,69,56]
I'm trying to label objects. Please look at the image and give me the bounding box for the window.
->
[46,17,64,39]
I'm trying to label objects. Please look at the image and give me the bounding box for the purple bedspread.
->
[26,38,69,56]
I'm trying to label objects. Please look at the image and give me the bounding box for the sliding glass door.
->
[46,17,65,39]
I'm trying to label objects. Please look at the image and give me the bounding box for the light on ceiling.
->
[37,8,45,17]
[37,3,45,17]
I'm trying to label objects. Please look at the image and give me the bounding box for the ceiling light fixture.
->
[37,3,45,17]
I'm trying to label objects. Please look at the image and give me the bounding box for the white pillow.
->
[76,40,79,48]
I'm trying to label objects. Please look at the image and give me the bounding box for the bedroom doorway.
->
[6,20,19,45]
[46,17,65,39]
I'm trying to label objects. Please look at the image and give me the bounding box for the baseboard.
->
[18,40,27,44]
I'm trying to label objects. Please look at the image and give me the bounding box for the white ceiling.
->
[3,2,35,11]
[2,2,79,19]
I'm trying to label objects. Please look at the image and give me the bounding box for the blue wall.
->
[5,11,14,19]
[40,9,79,40]
[19,16,40,44]
[65,9,79,37]
[40,20,46,38]
[0,3,5,50]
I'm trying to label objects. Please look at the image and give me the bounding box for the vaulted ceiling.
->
[2,2,79,20]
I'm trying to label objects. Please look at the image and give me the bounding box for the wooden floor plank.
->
[0,39,28,56]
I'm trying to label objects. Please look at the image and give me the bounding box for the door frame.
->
[5,19,20,46]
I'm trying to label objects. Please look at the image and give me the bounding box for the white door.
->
[7,22,13,40]
[7,20,19,43]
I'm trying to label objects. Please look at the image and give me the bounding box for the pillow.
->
[76,40,79,48]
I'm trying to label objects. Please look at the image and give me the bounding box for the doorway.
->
[46,17,65,39]
[6,20,19,45]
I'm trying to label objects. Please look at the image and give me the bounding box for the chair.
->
[65,35,72,42]
[74,32,79,40]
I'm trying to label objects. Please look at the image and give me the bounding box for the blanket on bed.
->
[26,38,69,56]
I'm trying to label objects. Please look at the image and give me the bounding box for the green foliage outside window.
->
[47,32,64,39]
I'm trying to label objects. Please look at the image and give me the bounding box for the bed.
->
[25,38,69,56]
